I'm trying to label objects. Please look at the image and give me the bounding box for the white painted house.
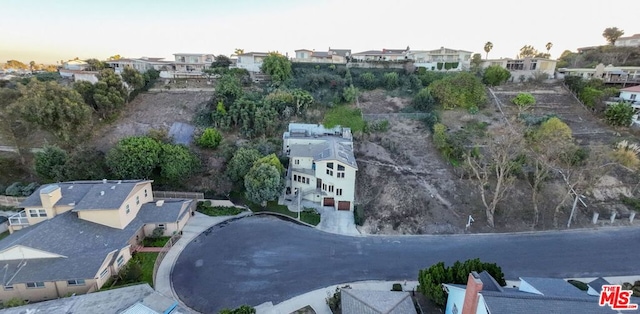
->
[620,85,640,104]
[615,33,640,47]
[236,52,269,72]
[407,47,473,71]
[283,123,357,211]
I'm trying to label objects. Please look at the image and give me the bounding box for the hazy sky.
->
[2,0,640,64]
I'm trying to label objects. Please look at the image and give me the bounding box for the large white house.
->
[283,123,357,211]
[235,52,269,73]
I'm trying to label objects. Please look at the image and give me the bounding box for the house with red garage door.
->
[283,123,357,211]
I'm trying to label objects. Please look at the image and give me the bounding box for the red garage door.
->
[323,198,335,206]
[337,201,350,211]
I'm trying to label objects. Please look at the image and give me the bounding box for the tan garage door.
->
[323,198,335,206]
[337,201,350,211]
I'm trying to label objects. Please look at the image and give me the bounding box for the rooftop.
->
[621,85,640,92]
[285,124,357,169]
[0,283,192,314]
[341,289,416,314]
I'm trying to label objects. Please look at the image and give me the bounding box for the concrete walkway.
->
[255,280,419,314]
[154,210,252,312]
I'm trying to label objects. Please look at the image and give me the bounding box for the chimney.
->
[156,200,165,207]
[462,272,483,314]
[39,185,62,210]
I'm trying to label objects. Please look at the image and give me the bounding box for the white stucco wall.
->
[620,91,640,102]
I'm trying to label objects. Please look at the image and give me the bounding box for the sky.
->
[2,0,640,64]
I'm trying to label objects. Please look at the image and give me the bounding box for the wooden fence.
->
[153,191,204,200]
[0,196,26,207]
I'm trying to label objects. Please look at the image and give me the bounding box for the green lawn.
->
[100,252,159,290]
[230,191,321,226]
[323,106,365,132]
[142,237,170,247]
[196,201,244,216]
[0,231,9,241]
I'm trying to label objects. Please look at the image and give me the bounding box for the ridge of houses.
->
[0,180,194,303]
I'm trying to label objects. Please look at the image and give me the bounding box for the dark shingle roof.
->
[482,293,613,314]
[478,270,503,292]
[520,277,587,298]
[0,199,190,284]
[587,277,610,295]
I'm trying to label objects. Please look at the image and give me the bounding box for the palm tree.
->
[545,42,553,54]
[234,48,244,55]
[29,61,35,72]
[484,42,493,59]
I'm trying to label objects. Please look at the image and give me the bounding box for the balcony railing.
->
[9,210,29,226]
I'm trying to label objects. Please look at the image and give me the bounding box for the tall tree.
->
[14,79,91,143]
[212,55,232,69]
[467,127,524,228]
[545,42,553,54]
[226,148,262,183]
[484,42,493,59]
[518,45,539,58]
[0,87,32,164]
[34,145,68,182]
[234,48,245,55]
[244,163,283,207]
[121,66,145,90]
[85,58,106,71]
[75,69,127,119]
[108,54,122,60]
[602,27,625,45]
[5,60,27,70]
[106,136,162,179]
[158,144,200,181]
[29,61,36,72]
[260,52,292,85]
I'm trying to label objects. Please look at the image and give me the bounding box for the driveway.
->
[171,216,640,313]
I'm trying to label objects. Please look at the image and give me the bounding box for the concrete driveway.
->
[171,215,640,313]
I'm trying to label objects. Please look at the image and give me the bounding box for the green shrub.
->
[579,87,604,108]
[413,87,436,112]
[4,182,39,197]
[621,196,640,211]
[383,72,399,89]
[512,93,536,107]
[568,280,588,291]
[392,283,403,291]
[342,85,358,103]
[196,128,223,149]
[366,120,390,133]
[482,65,511,86]
[3,297,27,308]
[359,72,377,90]
[604,102,634,127]
[354,205,365,226]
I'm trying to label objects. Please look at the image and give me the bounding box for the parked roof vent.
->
[68,185,73,189]
[100,191,105,196]
[110,186,116,190]
[156,200,165,207]
[102,179,107,184]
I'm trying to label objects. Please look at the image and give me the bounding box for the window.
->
[3,285,13,291]
[29,209,47,218]
[305,178,309,184]
[632,94,637,100]
[337,172,345,178]
[117,255,125,267]
[67,279,85,286]
[293,174,297,181]
[327,162,334,169]
[100,268,109,278]
[336,189,343,196]
[158,223,165,229]
[337,165,345,171]
[294,159,300,165]
[144,189,148,198]
[125,204,130,214]
[136,196,140,205]
[26,282,45,289]
[452,304,458,314]
[322,184,327,191]
[326,169,333,176]
[328,185,334,193]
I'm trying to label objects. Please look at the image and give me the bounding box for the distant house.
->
[341,289,417,314]
[283,123,357,211]
[58,69,99,83]
[481,57,557,80]
[407,47,473,71]
[557,63,640,84]
[236,52,270,72]
[293,48,351,64]
[1,180,194,303]
[62,60,88,71]
[170,53,214,77]
[351,48,409,62]
[615,33,640,47]
[105,57,168,74]
[443,271,632,314]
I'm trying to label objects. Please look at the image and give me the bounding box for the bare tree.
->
[467,128,524,228]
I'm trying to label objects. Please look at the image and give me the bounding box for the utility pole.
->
[567,193,581,228]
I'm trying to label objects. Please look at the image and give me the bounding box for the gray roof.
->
[0,200,190,284]
[289,138,357,169]
[311,51,331,58]
[482,292,613,314]
[352,49,407,56]
[341,289,416,314]
[0,283,193,314]
[520,277,587,298]
[330,49,351,57]
[19,180,150,210]
[587,277,610,294]
[478,270,504,292]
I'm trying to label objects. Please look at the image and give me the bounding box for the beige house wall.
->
[78,210,122,229]
[119,182,153,228]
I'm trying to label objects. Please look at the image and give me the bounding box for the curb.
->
[251,211,317,228]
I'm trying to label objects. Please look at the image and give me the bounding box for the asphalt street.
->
[172,215,640,313]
